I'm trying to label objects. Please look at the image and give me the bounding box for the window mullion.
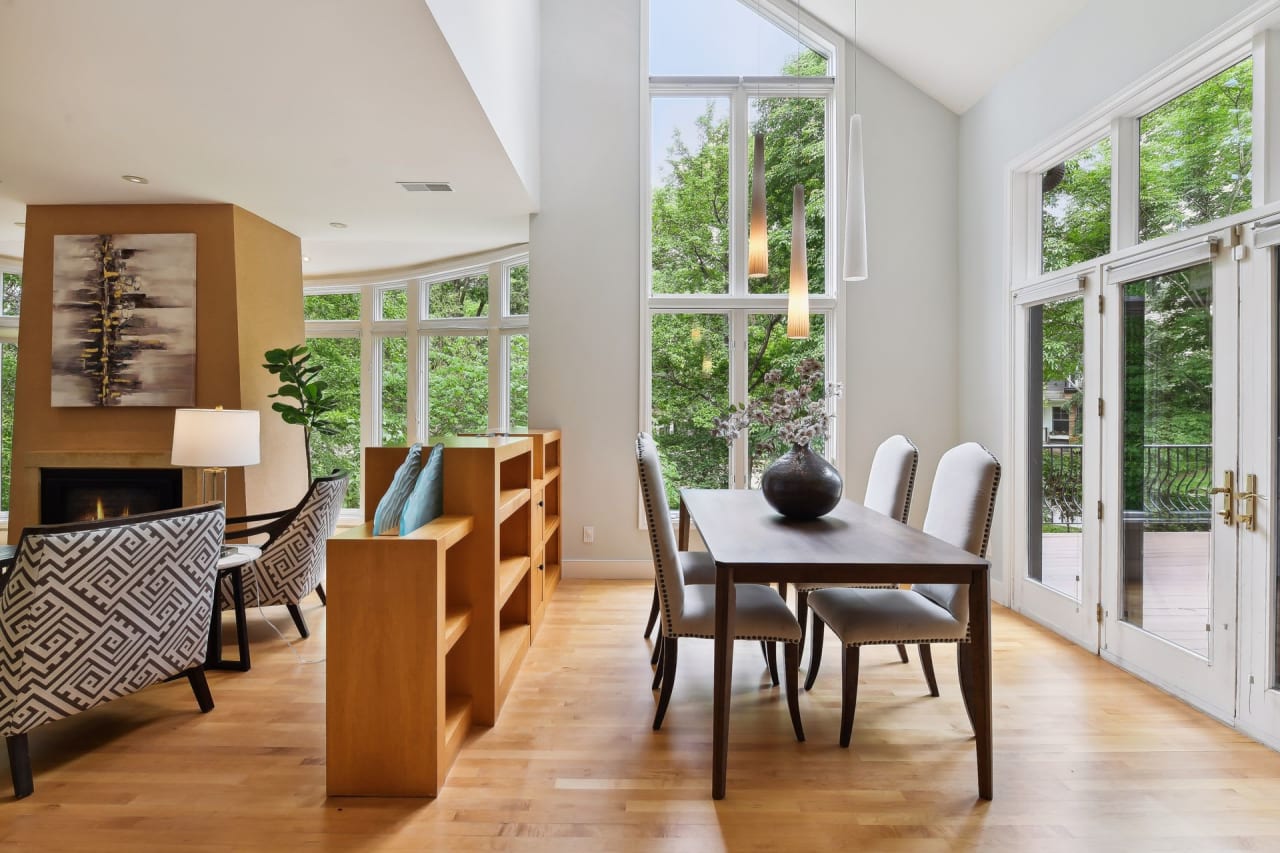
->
[407,278,423,443]
[488,261,503,431]
[729,310,749,487]
[360,287,376,451]
[1112,117,1139,252]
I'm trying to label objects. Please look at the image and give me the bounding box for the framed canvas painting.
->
[51,233,196,407]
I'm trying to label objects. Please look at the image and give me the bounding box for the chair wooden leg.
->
[287,603,310,639]
[315,583,327,606]
[805,610,824,691]
[7,733,32,799]
[186,666,215,713]
[897,644,910,663]
[644,582,660,639]
[766,642,780,686]
[918,644,940,697]
[784,642,804,742]
[650,636,662,666]
[956,643,978,733]
[653,637,678,730]
[651,636,665,690]
[797,588,811,656]
[839,645,861,748]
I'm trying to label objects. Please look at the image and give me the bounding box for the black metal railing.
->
[1040,443,1212,530]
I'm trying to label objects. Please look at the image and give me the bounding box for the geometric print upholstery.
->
[0,504,225,738]
[220,473,347,610]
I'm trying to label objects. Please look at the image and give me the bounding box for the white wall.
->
[957,0,1262,590]
[426,0,541,206]
[532,0,961,575]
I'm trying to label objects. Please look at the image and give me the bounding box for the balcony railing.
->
[1041,443,1212,529]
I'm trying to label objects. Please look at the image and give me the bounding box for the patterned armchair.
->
[0,504,226,799]
[222,470,348,639]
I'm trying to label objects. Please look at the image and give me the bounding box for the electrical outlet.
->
[583,526,594,544]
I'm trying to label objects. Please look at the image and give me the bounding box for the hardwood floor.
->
[5,580,1280,851]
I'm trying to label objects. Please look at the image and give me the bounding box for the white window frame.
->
[641,0,846,505]
[0,257,20,524]
[304,246,530,518]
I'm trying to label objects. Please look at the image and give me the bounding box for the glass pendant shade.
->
[748,133,769,278]
[842,114,869,281]
[787,183,810,339]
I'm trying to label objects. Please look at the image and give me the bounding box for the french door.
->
[1098,229,1240,722]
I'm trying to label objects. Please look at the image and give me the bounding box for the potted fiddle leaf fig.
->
[263,344,339,474]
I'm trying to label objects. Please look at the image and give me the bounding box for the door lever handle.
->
[1210,471,1235,526]
[1238,474,1259,532]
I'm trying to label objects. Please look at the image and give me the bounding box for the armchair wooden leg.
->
[653,638,678,730]
[766,642,780,687]
[956,643,978,733]
[315,583,327,606]
[186,667,215,713]
[651,636,665,690]
[287,604,310,639]
[7,733,32,799]
[784,642,804,742]
[897,644,910,663]
[839,645,861,748]
[805,610,824,691]
[918,644,940,697]
[644,582,660,639]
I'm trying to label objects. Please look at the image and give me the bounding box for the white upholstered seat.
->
[807,442,1000,746]
[637,433,805,739]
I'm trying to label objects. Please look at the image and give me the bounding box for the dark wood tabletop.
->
[679,488,994,802]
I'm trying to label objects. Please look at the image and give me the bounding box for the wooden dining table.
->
[678,488,994,801]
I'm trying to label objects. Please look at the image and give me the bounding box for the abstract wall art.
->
[51,233,196,407]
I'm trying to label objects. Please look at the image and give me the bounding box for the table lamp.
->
[171,407,261,505]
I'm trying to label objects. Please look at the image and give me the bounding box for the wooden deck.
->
[1039,531,1211,657]
[6,579,1280,850]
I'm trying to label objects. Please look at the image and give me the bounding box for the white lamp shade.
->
[171,408,261,467]
[787,183,810,339]
[842,114,869,282]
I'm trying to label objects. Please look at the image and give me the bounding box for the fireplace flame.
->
[95,497,104,520]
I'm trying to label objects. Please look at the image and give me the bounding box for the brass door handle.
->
[1238,474,1258,532]
[1210,471,1235,526]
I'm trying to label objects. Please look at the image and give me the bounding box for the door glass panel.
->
[650,313,730,507]
[1120,264,1213,656]
[1027,296,1084,600]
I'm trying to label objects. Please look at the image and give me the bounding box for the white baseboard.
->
[562,559,653,580]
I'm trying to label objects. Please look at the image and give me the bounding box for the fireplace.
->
[40,468,184,525]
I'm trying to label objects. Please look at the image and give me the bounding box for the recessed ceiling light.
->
[121,174,149,184]
[329,221,347,229]
[302,255,310,262]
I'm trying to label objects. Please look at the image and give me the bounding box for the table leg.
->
[712,564,735,799]
[206,578,224,668]
[678,497,690,551]
[207,567,251,672]
[231,567,251,672]
[968,569,993,800]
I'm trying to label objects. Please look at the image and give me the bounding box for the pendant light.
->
[787,183,810,339]
[843,0,869,281]
[747,133,769,278]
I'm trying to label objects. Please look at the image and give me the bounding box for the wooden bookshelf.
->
[511,429,563,636]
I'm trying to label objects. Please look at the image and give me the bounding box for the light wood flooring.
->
[4,579,1280,851]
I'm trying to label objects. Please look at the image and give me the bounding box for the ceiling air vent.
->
[398,181,453,192]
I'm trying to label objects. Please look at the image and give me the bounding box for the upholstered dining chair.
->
[0,505,226,798]
[222,470,348,639]
[637,433,805,740]
[807,442,1000,746]
[796,434,918,683]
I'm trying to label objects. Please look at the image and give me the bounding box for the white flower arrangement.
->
[711,358,842,453]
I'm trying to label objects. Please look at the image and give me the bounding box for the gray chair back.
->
[863,434,918,523]
[915,443,1000,628]
[0,504,225,738]
[637,433,684,636]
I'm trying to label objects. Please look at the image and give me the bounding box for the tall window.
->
[0,269,18,515]
[302,251,530,512]
[647,0,840,507]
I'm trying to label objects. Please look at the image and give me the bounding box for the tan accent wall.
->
[8,203,307,541]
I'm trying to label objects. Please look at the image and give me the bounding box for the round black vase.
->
[760,444,843,520]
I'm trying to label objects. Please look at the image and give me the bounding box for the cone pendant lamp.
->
[748,133,769,278]
[787,183,809,339]
[842,115,869,281]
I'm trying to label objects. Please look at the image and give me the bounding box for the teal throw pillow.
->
[399,443,444,534]
[372,443,423,535]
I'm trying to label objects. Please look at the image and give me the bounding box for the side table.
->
[207,545,262,672]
